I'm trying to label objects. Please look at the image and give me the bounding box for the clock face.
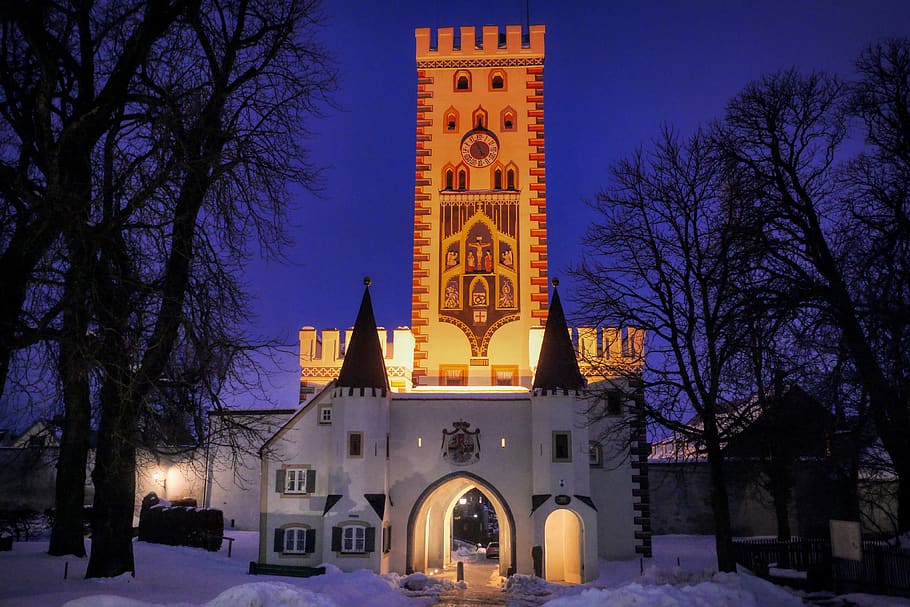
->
[461,131,499,168]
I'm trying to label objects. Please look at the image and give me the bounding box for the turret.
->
[325,280,391,571]
[531,281,589,497]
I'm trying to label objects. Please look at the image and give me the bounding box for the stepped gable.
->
[336,278,390,391]
[532,281,585,391]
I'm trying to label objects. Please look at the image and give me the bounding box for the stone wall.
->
[649,460,892,537]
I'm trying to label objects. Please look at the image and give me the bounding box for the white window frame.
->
[284,526,309,554]
[285,468,307,493]
[342,525,366,553]
[318,405,332,424]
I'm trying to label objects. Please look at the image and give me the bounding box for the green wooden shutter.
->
[305,528,316,553]
[305,469,316,493]
[331,526,342,552]
[275,469,286,493]
[273,528,284,552]
[364,526,376,553]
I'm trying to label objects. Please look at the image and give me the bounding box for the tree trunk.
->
[47,334,90,557]
[703,419,735,572]
[48,183,94,557]
[85,386,138,578]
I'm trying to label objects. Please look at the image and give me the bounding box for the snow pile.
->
[384,571,465,597]
[206,582,336,607]
[542,568,804,607]
[504,574,555,597]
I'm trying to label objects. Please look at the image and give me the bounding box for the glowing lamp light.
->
[458,498,467,505]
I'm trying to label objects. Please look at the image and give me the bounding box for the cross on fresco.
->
[438,195,519,356]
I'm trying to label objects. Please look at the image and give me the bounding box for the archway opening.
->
[544,509,582,583]
[408,473,515,579]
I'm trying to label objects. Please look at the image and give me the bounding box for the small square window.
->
[589,441,603,467]
[348,431,363,458]
[441,365,467,386]
[553,431,572,462]
[319,405,332,424]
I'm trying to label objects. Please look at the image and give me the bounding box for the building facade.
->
[254,25,649,583]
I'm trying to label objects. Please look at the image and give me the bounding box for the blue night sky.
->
[240,0,910,406]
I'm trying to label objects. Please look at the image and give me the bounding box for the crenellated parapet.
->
[528,325,645,382]
[415,25,545,65]
[298,326,415,399]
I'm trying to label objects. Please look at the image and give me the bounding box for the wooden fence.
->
[731,537,910,597]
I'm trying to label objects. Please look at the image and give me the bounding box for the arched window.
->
[494,169,502,190]
[500,106,517,132]
[507,169,516,190]
[458,169,467,190]
[455,71,471,91]
[472,106,488,131]
[491,74,504,89]
[445,169,454,190]
[444,107,459,132]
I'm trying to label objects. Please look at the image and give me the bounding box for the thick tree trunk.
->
[86,380,138,578]
[47,339,90,557]
[703,419,735,572]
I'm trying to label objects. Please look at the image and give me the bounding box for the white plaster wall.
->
[530,394,591,497]
[206,411,294,530]
[260,395,333,565]
[589,414,637,559]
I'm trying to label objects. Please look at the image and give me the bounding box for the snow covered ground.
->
[0,532,907,607]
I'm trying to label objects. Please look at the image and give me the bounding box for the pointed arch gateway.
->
[406,472,516,577]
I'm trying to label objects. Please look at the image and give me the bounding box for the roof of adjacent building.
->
[336,280,390,391]
[532,285,585,391]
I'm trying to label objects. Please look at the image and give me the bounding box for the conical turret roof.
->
[532,281,585,391]
[336,278,389,391]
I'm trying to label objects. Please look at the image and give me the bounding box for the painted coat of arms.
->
[441,420,481,466]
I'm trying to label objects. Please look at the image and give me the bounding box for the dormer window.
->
[494,169,503,190]
[445,169,454,190]
[507,169,516,190]
[458,169,467,190]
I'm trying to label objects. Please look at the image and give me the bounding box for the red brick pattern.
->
[411,70,433,380]
[526,66,548,322]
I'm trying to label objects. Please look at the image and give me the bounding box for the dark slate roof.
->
[336,281,390,391]
[532,285,585,391]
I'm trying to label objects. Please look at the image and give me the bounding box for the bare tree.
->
[0,0,195,558]
[82,0,334,578]
[2,0,334,575]
[716,64,910,533]
[573,128,748,572]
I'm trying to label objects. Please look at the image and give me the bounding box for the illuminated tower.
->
[412,25,548,387]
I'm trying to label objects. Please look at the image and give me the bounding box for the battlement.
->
[298,326,415,396]
[415,25,545,60]
[529,326,645,380]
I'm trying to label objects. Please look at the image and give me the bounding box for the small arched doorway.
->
[544,509,582,583]
[407,472,515,578]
